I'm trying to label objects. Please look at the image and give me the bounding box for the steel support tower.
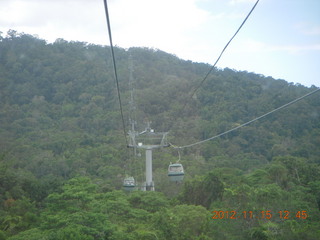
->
[128,122,169,191]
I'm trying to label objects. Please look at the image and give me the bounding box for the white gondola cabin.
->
[123,176,135,191]
[168,163,184,182]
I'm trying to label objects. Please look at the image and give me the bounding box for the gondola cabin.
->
[123,176,135,191]
[168,163,184,182]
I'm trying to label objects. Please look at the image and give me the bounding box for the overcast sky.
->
[1,0,319,87]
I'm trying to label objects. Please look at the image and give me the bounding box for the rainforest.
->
[0,30,320,239]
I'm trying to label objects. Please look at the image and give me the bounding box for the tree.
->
[179,171,224,208]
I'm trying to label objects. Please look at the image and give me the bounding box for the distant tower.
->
[128,121,169,191]
[127,55,169,191]
[128,54,136,133]
[123,55,137,192]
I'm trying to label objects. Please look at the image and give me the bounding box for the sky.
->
[0,0,319,87]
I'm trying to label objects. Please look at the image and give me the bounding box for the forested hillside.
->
[1,30,320,239]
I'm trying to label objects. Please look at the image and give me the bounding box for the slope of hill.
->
[1,31,320,239]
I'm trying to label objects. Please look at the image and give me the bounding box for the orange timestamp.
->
[211,210,308,220]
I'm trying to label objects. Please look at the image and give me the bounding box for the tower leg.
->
[145,149,154,191]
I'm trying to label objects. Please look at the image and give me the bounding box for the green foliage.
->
[128,191,168,212]
[179,171,224,208]
[1,31,320,239]
[152,204,211,240]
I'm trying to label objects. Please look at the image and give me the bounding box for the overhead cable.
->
[103,0,128,145]
[173,87,320,149]
[189,0,260,100]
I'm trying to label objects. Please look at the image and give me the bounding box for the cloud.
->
[232,38,320,55]
[271,44,320,53]
[0,0,107,43]
[295,22,320,36]
[228,0,257,6]
[304,27,320,36]
[108,0,211,51]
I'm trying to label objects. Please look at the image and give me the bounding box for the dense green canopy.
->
[0,30,319,239]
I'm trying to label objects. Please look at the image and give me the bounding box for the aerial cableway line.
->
[103,0,128,146]
[188,0,260,103]
[173,87,320,149]
[167,0,260,136]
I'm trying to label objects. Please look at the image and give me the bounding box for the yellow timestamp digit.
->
[296,211,308,219]
[260,211,272,219]
[242,211,253,219]
[279,210,290,219]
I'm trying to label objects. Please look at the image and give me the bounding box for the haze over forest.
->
[0,31,320,239]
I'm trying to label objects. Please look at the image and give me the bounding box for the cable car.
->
[123,176,135,191]
[168,163,184,182]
